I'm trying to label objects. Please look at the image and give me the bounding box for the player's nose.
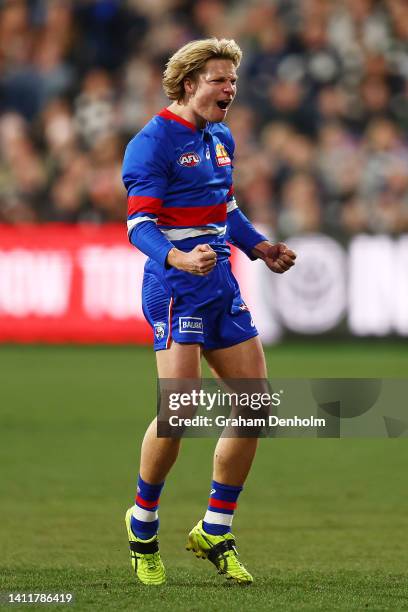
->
[223,81,235,95]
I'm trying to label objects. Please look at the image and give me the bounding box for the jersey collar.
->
[158,108,197,132]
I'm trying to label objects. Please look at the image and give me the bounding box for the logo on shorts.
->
[239,303,249,312]
[179,317,203,333]
[154,322,166,340]
[215,143,231,166]
[178,152,201,167]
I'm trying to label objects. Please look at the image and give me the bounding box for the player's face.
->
[187,59,237,125]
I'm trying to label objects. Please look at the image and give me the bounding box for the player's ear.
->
[184,74,197,97]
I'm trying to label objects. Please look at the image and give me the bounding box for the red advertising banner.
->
[3,225,406,343]
[0,224,151,343]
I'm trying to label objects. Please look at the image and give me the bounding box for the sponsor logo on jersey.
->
[178,151,201,167]
[179,316,203,333]
[154,322,166,340]
[215,143,231,166]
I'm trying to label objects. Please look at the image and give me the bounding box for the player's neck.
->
[166,102,206,130]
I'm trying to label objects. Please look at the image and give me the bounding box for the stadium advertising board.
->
[0,225,407,343]
[0,225,148,343]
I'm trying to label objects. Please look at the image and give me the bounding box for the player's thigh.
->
[156,340,202,378]
[203,336,267,379]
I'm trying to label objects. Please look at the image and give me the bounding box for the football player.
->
[123,38,296,585]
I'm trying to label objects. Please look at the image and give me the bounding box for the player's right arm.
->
[122,132,216,275]
[167,244,216,275]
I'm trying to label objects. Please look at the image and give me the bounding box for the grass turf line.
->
[0,342,407,610]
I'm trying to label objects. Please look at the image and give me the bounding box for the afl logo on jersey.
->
[178,152,201,167]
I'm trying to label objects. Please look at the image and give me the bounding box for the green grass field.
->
[1,341,407,611]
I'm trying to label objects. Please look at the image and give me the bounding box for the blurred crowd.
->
[0,0,407,236]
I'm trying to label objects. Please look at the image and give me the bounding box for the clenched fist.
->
[167,244,217,276]
[252,241,297,274]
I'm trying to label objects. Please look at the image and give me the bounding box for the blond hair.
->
[163,38,242,102]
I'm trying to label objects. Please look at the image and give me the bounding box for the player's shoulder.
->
[125,114,173,158]
[209,121,233,141]
[209,122,235,155]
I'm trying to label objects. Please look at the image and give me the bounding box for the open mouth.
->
[216,100,231,110]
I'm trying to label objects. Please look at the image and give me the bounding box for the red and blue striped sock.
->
[130,475,164,540]
[202,480,243,536]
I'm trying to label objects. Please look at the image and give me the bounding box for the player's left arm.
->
[251,240,296,274]
[223,127,296,274]
[227,205,296,274]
